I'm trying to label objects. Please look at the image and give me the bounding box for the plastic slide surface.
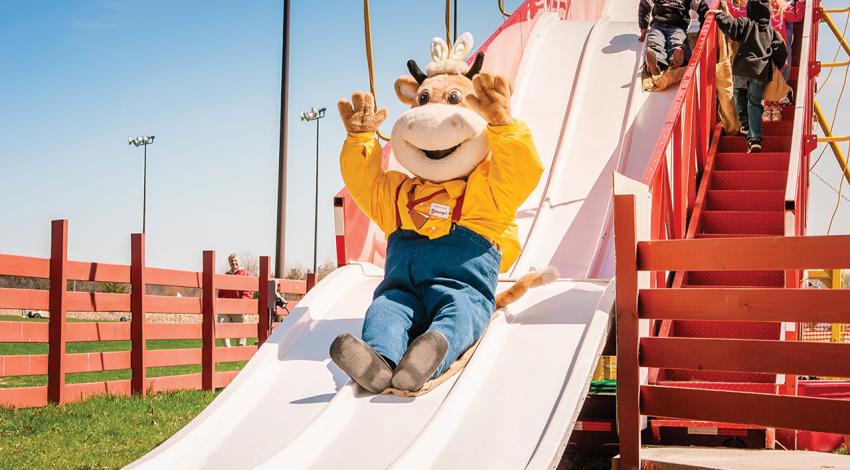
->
[130,0,677,467]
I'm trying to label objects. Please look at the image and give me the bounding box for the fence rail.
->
[0,219,308,407]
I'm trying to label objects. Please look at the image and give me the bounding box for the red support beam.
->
[258,256,271,345]
[47,219,69,404]
[130,233,147,396]
[614,195,640,470]
[306,272,317,292]
[642,385,850,435]
[202,250,217,390]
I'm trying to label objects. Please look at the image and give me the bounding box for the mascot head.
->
[391,33,488,183]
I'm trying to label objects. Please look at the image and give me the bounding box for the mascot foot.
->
[329,333,393,393]
[392,331,449,392]
[645,49,660,76]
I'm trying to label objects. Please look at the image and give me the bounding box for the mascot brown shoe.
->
[391,331,449,392]
[330,333,393,394]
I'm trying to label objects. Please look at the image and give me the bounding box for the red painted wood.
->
[0,254,49,278]
[201,251,216,390]
[614,194,640,470]
[66,322,130,342]
[0,321,48,342]
[0,386,48,408]
[0,354,49,376]
[48,219,68,404]
[215,273,258,292]
[144,267,202,288]
[641,385,850,435]
[65,379,131,403]
[278,279,307,295]
[66,291,130,312]
[146,348,200,367]
[217,298,258,315]
[306,272,317,291]
[640,288,850,323]
[641,337,850,377]
[0,288,49,310]
[66,260,130,283]
[637,234,850,271]
[214,370,239,388]
[258,256,270,345]
[217,345,257,363]
[215,323,257,339]
[146,323,201,340]
[147,373,201,393]
[145,295,202,314]
[131,233,146,395]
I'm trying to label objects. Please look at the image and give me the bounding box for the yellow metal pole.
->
[822,59,850,68]
[823,11,850,56]
[824,7,850,14]
[814,99,850,186]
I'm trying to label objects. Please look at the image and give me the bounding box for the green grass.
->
[0,390,218,469]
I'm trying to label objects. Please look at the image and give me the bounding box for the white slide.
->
[130,1,677,468]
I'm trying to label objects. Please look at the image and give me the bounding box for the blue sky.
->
[0,0,848,272]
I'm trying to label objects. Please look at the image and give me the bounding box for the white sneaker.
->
[772,106,783,121]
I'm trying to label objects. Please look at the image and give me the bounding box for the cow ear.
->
[394,75,419,105]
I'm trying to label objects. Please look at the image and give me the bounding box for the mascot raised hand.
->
[331,33,551,394]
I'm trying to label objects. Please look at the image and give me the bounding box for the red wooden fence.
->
[614,194,850,469]
[0,220,308,408]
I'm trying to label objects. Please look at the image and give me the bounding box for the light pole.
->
[299,107,326,275]
[128,136,155,234]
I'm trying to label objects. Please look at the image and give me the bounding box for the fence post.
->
[47,220,69,404]
[306,272,317,291]
[258,256,271,345]
[131,233,147,395]
[614,195,641,470]
[202,250,217,390]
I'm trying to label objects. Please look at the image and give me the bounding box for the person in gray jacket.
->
[639,0,709,75]
[711,0,788,152]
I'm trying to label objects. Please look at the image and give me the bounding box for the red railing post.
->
[258,256,271,345]
[306,272,317,291]
[130,233,147,395]
[614,195,640,469]
[47,219,69,404]
[202,250,217,390]
[333,196,347,267]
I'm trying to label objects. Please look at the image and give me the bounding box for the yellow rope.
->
[445,0,453,46]
[498,0,512,17]
[363,0,391,141]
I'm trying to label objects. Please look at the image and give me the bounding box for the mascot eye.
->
[417,91,430,105]
[447,90,463,105]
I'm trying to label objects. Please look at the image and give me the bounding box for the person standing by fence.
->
[218,253,252,347]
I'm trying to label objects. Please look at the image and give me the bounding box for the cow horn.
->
[407,59,427,84]
[464,52,485,80]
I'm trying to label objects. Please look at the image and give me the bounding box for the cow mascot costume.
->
[331,33,552,394]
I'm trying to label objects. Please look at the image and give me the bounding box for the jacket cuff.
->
[346,131,377,143]
[487,120,528,137]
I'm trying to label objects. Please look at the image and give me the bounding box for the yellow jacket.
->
[340,120,542,272]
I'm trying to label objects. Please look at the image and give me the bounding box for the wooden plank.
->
[146,373,201,393]
[145,267,202,288]
[614,194,641,470]
[65,380,131,403]
[217,298,258,315]
[217,345,257,363]
[0,288,49,310]
[0,354,48,376]
[66,322,130,342]
[130,233,146,395]
[640,288,850,323]
[216,323,258,339]
[637,235,850,271]
[147,348,201,368]
[0,254,49,278]
[0,321,48,342]
[641,337,850,377]
[48,219,68,404]
[145,295,202,314]
[641,385,850,435]
[216,274,259,291]
[66,351,130,373]
[214,370,239,388]
[278,279,307,295]
[66,260,130,283]
[0,385,48,408]
[66,291,130,313]
[146,323,201,340]
[202,251,216,390]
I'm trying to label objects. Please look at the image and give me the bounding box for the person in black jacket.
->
[639,0,710,75]
[712,0,788,152]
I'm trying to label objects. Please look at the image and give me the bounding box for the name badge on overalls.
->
[428,203,450,219]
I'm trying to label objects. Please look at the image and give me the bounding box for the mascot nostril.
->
[333,32,550,396]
